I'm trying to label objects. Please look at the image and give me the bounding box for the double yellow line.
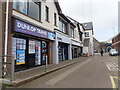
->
[110,76,118,89]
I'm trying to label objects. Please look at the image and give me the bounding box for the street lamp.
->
[113,27,115,45]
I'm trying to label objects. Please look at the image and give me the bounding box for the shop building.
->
[53,13,75,64]
[12,19,55,71]
[67,16,84,59]
[2,0,60,72]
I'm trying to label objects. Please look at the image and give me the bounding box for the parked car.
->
[109,49,119,56]
[94,50,98,53]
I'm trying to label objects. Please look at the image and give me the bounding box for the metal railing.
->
[0,55,14,81]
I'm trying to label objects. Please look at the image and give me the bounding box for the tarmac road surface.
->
[18,53,119,88]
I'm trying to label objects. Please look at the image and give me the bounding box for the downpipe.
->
[4,0,9,63]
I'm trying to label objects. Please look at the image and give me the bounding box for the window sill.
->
[45,20,50,23]
[54,25,58,27]
[13,9,42,23]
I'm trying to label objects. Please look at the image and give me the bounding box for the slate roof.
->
[81,22,94,35]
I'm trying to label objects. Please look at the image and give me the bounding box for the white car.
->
[109,49,119,56]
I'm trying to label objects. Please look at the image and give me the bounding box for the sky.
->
[58,0,119,42]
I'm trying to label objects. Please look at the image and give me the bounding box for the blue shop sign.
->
[14,19,55,40]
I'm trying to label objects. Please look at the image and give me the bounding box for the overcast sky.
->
[58,0,119,42]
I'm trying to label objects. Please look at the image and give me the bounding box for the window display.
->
[29,40,36,54]
[35,41,41,65]
[16,50,25,65]
[42,41,48,65]
[12,38,26,65]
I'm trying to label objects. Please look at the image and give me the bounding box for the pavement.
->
[1,56,88,87]
[16,53,119,88]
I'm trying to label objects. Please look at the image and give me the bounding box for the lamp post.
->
[113,27,115,49]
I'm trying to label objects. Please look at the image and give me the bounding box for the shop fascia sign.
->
[14,19,55,40]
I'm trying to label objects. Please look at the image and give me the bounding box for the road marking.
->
[105,63,119,71]
[106,65,112,71]
[110,76,117,89]
[45,58,91,86]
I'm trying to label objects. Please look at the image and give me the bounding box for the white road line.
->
[106,65,112,71]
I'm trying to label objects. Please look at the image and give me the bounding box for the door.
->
[27,40,36,68]
[41,41,48,65]
[58,43,63,62]
[63,44,68,60]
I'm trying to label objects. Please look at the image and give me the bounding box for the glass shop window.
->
[12,38,26,65]
[35,41,41,66]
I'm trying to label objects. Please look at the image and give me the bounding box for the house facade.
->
[82,22,94,56]
[67,16,84,59]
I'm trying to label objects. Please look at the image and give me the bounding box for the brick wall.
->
[0,1,2,57]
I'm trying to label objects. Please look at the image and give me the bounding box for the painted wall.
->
[53,31,72,64]
[83,30,94,56]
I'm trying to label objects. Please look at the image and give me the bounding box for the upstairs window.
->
[54,13,57,26]
[84,39,90,47]
[13,0,27,15]
[85,32,89,37]
[13,0,41,21]
[70,27,74,37]
[28,1,41,21]
[59,19,67,34]
[45,6,49,21]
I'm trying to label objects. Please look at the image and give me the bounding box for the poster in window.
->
[29,40,35,54]
[16,50,25,65]
[12,38,16,46]
[35,41,41,65]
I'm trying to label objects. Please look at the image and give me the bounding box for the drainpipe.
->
[4,0,9,62]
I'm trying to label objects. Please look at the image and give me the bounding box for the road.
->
[18,53,119,88]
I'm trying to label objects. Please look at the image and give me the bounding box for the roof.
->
[81,22,93,30]
[54,1,76,28]
[54,0,62,14]
[66,16,83,34]
[81,22,94,35]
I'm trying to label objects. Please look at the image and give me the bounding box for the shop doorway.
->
[41,41,48,65]
[58,42,68,62]
[27,40,36,68]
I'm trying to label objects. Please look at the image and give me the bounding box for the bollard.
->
[45,55,48,71]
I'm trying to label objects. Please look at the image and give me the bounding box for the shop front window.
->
[35,41,41,66]
[42,41,48,65]
[58,43,68,62]
[58,44,63,62]
[12,37,26,72]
